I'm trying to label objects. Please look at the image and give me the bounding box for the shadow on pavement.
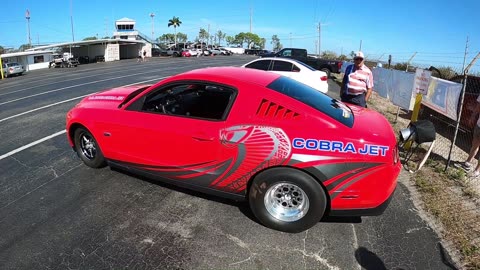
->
[355,247,387,270]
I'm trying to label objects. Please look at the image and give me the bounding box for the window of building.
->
[34,55,44,63]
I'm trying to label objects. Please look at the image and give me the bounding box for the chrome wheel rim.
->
[264,182,309,222]
[80,133,97,160]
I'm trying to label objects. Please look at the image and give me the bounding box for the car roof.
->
[180,66,282,87]
[249,57,303,65]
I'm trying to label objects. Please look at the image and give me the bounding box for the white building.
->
[0,51,54,72]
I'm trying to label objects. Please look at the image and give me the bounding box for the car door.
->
[101,82,237,188]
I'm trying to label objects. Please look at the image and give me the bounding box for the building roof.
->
[25,39,145,52]
[1,50,54,58]
[116,17,135,23]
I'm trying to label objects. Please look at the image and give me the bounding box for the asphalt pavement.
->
[0,55,457,269]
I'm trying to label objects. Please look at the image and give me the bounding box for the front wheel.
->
[74,127,107,168]
[248,167,327,233]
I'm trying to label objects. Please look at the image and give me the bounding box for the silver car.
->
[2,62,24,78]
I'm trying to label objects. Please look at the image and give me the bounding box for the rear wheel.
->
[74,127,107,168]
[248,167,327,233]
[321,68,331,78]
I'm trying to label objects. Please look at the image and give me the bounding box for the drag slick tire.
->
[74,127,107,168]
[248,167,327,233]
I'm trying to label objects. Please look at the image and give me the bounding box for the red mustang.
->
[66,67,401,233]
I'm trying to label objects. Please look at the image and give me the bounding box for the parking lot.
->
[0,55,456,269]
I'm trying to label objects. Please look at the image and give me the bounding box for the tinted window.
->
[267,77,354,127]
[280,49,292,57]
[135,83,235,121]
[272,61,294,72]
[245,60,271,71]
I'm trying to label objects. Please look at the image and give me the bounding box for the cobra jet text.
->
[292,138,389,156]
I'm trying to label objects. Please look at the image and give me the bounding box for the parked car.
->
[260,48,343,78]
[181,49,191,57]
[242,57,329,93]
[209,48,222,55]
[66,67,401,233]
[219,48,232,55]
[2,62,24,77]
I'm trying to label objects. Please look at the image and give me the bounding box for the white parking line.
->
[0,130,66,161]
[0,70,165,106]
[0,77,167,123]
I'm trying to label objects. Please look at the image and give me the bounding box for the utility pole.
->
[317,22,321,56]
[250,7,252,33]
[359,40,362,51]
[289,32,292,47]
[25,9,31,47]
[70,0,75,42]
[150,13,155,42]
[207,24,210,48]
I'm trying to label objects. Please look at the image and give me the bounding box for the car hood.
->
[350,106,397,144]
[81,84,151,108]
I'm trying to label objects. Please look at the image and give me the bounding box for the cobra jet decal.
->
[292,138,389,156]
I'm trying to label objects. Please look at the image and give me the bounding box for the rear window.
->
[267,77,354,127]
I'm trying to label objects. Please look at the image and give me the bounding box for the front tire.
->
[74,127,107,168]
[248,167,327,233]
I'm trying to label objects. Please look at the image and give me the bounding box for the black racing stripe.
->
[326,167,372,191]
[330,168,381,199]
[108,159,217,170]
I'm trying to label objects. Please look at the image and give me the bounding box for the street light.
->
[25,9,31,47]
[150,13,155,42]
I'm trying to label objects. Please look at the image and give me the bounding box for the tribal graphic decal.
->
[213,125,292,192]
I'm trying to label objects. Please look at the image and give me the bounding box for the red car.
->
[66,67,401,233]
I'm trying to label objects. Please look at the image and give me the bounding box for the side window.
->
[245,60,271,71]
[281,49,292,57]
[137,83,235,121]
[272,60,294,72]
[292,64,301,72]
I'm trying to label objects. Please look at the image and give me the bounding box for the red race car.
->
[66,67,401,233]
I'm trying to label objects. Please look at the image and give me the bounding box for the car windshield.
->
[267,76,354,127]
[7,63,20,67]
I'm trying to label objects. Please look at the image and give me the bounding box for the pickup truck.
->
[260,48,342,78]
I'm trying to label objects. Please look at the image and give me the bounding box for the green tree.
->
[199,28,209,47]
[338,54,348,61]
[259,38,266,49]
[225,36,235,46]
[18,44,32,51]
[216,30,226,46]
[436,66,458,80]
[167,16,182,46]
[102,36,111,39]
[0,45,4,54]
[321,50,338,60]
[83,36,98,41]
[176,32,188,43]
[349,51,356,59]
[159,33,175,44]
[271,35,282,51]
[392,62,408,71]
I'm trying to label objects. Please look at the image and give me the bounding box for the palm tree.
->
[167,16,182,47]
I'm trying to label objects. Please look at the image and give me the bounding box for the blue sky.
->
[2,0,480,71]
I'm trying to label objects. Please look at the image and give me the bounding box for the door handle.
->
[192,136,214,141]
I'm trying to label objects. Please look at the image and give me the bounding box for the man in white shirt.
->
[340,51,374,108]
